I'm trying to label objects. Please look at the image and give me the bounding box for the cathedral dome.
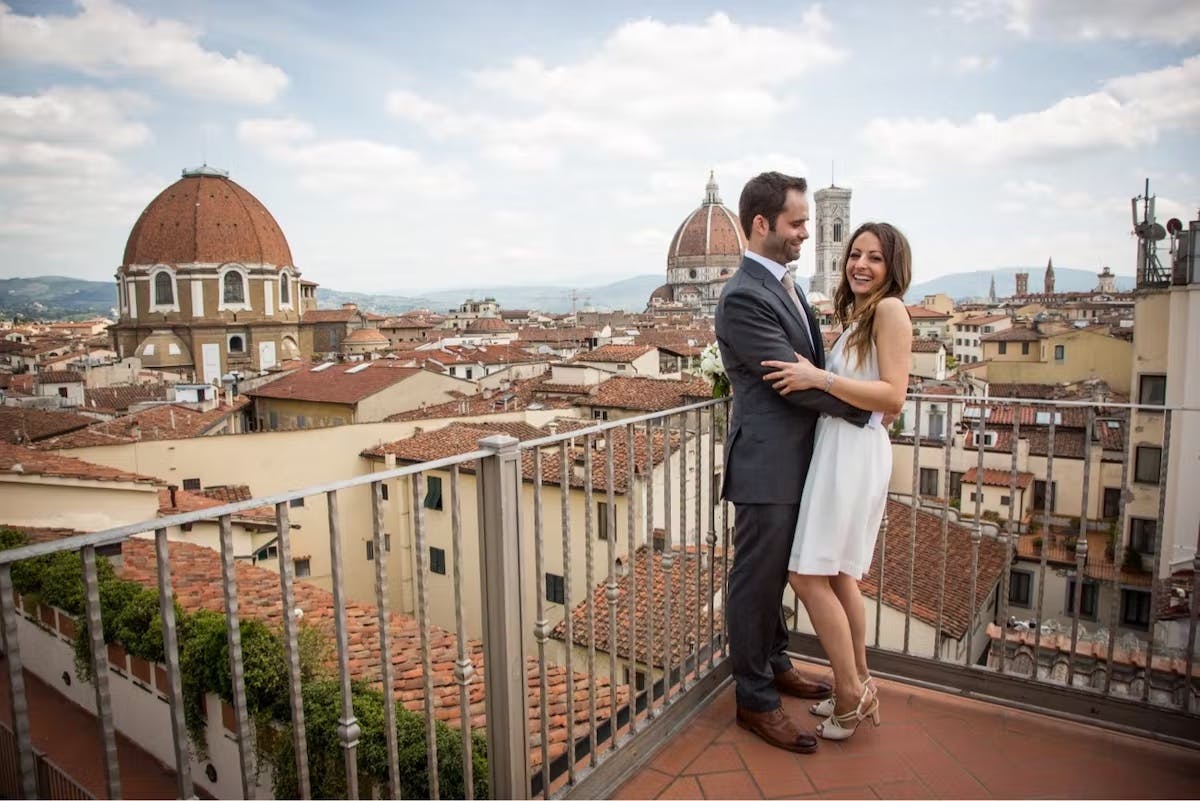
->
[666,172,746,265]
[122,166,293,269]
[463,317,513,334]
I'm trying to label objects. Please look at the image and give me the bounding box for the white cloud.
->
[0,86,151,151]
[950,0,1200,45]
[861,55,1200,168]
[0,0,288,105]
[236,117,474,206]
[953,54,999,74]
[386,11,845,168]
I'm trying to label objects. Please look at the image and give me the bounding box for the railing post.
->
[477,435,531,799]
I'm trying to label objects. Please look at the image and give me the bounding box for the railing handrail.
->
[905,391,1199,413]
[518,396,724,450]
[0,447,491,565]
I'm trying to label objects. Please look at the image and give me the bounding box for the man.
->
[715,171,871,753]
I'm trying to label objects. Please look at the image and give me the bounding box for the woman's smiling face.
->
[845,230,887,300]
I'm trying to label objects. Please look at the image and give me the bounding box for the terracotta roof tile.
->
[569,345,655,364]
[425,344,543,366]
[551,545,730,667]
[362,421,546,461]
[247,362,424,404]
[860,499,1007,640]
[0,407,95,444]
[577,376,711,412]
[962,467,1034,489]
[32,401,247,449]
[906,306,951,319]
[385,374,573,422]
[0,442,159,484]
[114,538,625,767]
[34,370,84,384]
[911,339,945,353]
[982,327,1043,342]
[83,383,171,413]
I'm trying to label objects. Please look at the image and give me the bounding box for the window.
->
[919,467,938,496]
[1066,579,1098,619]
[228,334,245,354]
[1008,571,1032,607]
[289,497,304,508]
[294,558,311,578]
[257,544,278,561]
[1054,344,1065,361]
[1120,589,1151,629]
[545,572,565,604]
[280,273,291,305]
[832,221,842,242]
[1134,446,1162,484]
[182,478,201,491]
[949,471,964,502]
[56,386,68,399]
[998,342,1008,355]
[1021,342,1030,355]
[223,270,246,304]
[1102,488,1121,520]
[154,271,174,306]
[380,483,389,501]
[593,409,609,420]
[424,475,444,510]
[365,541,374,561]
[429,547,446,575]
[969,492,982,502]
[1129,518,1156,554]
[1033,480,1056,512]
[622,667,648,691]
[385,533,391,552]
[1000,495,1010,506]
[597,501,614,540]
[1138,375,1166,407]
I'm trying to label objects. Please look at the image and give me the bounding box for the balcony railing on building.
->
[0,393,1196,799]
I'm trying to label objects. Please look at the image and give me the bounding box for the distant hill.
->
[905,267,1134,302]
[1,266,1138,321]
[0,277,117,319]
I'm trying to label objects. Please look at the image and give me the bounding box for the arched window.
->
[833,221,842,242]
[223,271,246,304]
[154,272,174,306]
[279,273,291,305]
[228,335,245,353]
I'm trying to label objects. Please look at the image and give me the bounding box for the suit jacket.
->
[715,256,870,505]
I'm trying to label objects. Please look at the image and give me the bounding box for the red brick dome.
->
[122,166,293,268]
[667,173,746,265]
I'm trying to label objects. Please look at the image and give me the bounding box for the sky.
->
[1,0,1197,295]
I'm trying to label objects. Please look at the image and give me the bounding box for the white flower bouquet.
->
[698,341,730,398]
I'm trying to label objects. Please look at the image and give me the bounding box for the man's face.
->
[759,189,809,264]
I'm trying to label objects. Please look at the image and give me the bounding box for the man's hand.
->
[881,412,898,428]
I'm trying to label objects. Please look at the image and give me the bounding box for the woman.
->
[761,221,912,740]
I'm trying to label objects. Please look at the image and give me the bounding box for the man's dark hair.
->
[738,171,808,238]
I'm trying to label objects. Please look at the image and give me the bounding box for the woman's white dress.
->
[788,324,891,579]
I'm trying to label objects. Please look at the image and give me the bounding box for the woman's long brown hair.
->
[832,222,913,369]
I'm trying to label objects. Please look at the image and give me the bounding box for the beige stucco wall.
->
[0,476,160,531]
[984,330,1133,393]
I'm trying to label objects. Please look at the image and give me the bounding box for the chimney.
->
[168,484,178,507]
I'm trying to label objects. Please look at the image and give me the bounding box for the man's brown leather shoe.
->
[775,668,833,699]
[736,705,818,753]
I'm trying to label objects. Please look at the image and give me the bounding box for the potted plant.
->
[1033,536,1044,554]
[1122,546,1144,573]
[1064,535,1078,554]
[1104,520,1118,562]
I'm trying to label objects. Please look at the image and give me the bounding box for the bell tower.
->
[811,183,852,298]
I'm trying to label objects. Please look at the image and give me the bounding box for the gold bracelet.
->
[823,371,834,392]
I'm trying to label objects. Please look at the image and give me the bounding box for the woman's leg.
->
[830,572,869,681]
[789,572,863,713]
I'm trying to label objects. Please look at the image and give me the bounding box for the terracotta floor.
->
[613,664,1200,800]
[0,657,187,800]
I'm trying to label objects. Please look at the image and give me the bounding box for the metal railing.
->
[0,397,734,799]
[0,391,1195,800]
[0,721,93,800]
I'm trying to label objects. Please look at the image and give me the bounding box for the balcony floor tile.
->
[612,663,1200,800]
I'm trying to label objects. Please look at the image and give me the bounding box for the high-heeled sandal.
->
[809,674,874,718]
[816,683,880,740]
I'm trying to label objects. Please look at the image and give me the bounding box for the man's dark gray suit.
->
[715,255,870,712]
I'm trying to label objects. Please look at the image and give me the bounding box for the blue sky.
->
[1,0,1197,294]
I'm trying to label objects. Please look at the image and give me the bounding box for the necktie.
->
[781,272,815,349]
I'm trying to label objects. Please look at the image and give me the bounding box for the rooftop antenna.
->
[831,160,835,187]
[1132,178,1168,287]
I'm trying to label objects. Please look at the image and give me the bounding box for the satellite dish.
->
[1136,222,1167,241]
[1166,217,1183,235]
